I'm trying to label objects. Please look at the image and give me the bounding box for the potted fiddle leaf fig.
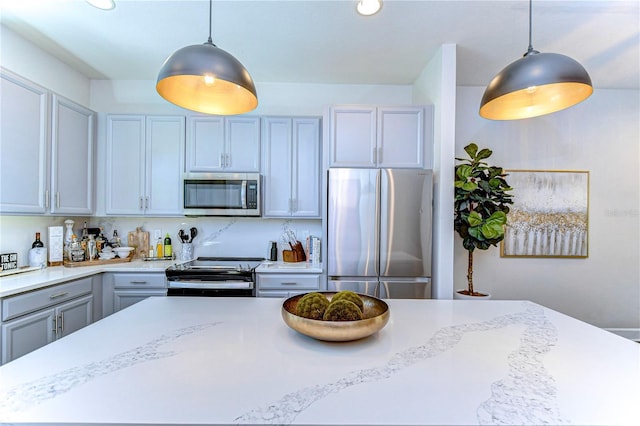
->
[454,143,513,298]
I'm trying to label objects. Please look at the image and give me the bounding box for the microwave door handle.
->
[241,181,247,209]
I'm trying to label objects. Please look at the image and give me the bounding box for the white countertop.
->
[0,260,176,298]
[0,260,323,299]
[0,297,637,425]
[255,261,323,273]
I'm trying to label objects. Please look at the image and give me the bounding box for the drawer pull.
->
[281,282,298,286]
[49,292,69,299]
[130,281,148,284]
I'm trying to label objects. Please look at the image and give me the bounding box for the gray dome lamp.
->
[156,0,257,115]
[479,0,592,120]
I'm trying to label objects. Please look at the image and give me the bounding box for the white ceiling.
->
[1,0,638,89]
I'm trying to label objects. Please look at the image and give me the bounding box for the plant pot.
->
[454,289,492,300]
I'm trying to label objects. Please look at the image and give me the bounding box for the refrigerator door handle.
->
[375,169,381,277]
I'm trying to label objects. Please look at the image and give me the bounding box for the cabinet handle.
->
[226,153,230,167]
[145,197,149,209]
[281,282,298,286]
[50,291,69,300]
[372,148,377,164]
[52,316,58,337]
[130,280,148,284]
[45,189,50,209]
[59,312,64,333]
[220,153,224,168]
[378,147,383,164]
[56,191,60,209]
[139,197,143,210]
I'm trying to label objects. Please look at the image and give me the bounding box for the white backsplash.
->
[0,215,321,267]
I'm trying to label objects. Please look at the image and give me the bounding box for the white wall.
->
[89,80,413,115]
[455,87,640,329]
[0,25,91,107]
[412,44,457,299]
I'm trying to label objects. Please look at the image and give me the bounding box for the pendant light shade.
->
[479,0,592,120]
[156,0,257,115]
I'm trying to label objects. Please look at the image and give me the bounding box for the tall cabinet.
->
[0,69,96,215]
[261,117,321,218]
[328,105,433,169]
[105,115,185,216]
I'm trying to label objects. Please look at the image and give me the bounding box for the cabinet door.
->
[226,116,260,171]
[113,290,166,312]
[106,115,146,215]
[328,106,376,167]
[377,106,425,168]
[56,295,93,339]
[50,95,96,214]
[292,118,321,217]
[185,115,225,172]
[145,116,185,215]
[0,70,49,214]
[1,308,56,364]
[261,117,293,217]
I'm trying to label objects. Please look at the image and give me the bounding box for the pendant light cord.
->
[207,0,213,45]
[524,0,538,56]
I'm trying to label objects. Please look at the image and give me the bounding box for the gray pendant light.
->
[479,0,592,120]
[156,0,257,115]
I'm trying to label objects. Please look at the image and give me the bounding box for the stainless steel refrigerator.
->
[327,168,433,299]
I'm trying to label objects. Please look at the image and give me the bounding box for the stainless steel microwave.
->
[183,173,260,216]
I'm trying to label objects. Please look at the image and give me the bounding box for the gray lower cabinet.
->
[256,273,321,298]
[1,277,93,364]
[103,272,167,316]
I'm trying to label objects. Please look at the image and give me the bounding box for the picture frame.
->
[500,170,589,258]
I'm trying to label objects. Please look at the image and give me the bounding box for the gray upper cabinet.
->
[0,69,49,214]
[261,117,321,218]
[105,115,185,216]
[50,94,95,214]
[186,115,260,172]
[0,68,96,215]
[328,105,432,169]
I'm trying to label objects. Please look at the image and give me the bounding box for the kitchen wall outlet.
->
[153,229,162,240]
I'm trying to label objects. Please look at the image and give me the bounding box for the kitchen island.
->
[0,297,637,425]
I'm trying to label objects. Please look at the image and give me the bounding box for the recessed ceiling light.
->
[357,0,382,16]
[86,0,115,11]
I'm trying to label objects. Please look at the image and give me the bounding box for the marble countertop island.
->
[0,297,638,425]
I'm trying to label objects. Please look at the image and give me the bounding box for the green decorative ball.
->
[331,290,364,312]
[296,292,330,320]
[323,299,363,321]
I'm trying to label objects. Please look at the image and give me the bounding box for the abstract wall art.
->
[501,170,589,258]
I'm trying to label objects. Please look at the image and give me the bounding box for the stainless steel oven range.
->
[165,257,264,297]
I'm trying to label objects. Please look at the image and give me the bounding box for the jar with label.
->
[70,235,85,262]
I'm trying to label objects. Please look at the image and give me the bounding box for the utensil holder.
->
[283,241,306,263]
[181,243,194,261]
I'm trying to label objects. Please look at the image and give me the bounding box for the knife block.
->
[283,241,307,263]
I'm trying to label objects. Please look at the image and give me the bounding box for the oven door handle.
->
[167,280,253,289]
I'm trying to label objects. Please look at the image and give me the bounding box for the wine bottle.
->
[164,233,172,258]
[32,232,44,248]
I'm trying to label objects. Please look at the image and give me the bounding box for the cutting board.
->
[127,227,149,259]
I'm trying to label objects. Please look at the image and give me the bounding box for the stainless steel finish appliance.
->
[165,257,264,296]
[183,172,260,216]
[327,168,433,299]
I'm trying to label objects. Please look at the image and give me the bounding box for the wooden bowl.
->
[282,292,389,342]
